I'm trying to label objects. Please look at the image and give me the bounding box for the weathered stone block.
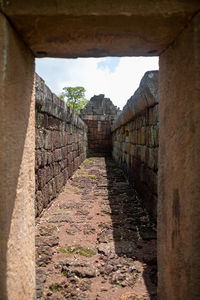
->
[152,104,159,124]
[47,180,54,201]
[52,131,60,148]
[44,130,52,150]
[148,106,154,125]
[68,134,73,145]
[36,191,44,216]
[46,165,53,183]
[54,149,62,161]
[140,127,146,145]
[47,151,53,165]
[41,149,48,166]
[51,178,57,199]
[47,115,59,130]
[53,162,61,176]
[41,184,49,208]
[36,128,45,149]
[62,168,68,183]
[148,126,158,147]
[61,146,68,159]
[130,144,136,156]
[154,125,159,147]
[147,148,158,170]
[59,131,65,147]
[125,142,131,153]
[55,172,64,193]
[37,169,44,190]
[59,121,65,132]
[36,112,44,129]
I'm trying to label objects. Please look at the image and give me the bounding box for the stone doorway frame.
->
[0,2,199,299]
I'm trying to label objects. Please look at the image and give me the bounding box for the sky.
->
[36,56,159,109]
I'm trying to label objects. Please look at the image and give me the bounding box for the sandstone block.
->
[46,165,53,183]
[47,180,54,201]
[52,131,60,148]
[140,146,146,163]
[41,149,48,166]
[59,131,65,147]
[140,127,146,145]
[36,112,44,129]
[148,106,154,125]
[55,172,64,193]
[47,151,53,165]
[53,162,61,177]
[152,104,159,124]
[36,129,44,149]
[61,146,68,159]
[44,130,52,150]
[59,121,65,132]
[62,168,68,184]
[48,116,59,130]
[51,178,57,199]
[41,184,49,208]
[130,144,136,156]
[36,191,44,216]
[54,149,62,161]
[37,168,47,189]
[125,142,131,153]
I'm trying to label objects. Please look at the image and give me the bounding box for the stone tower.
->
[81,94,120,154]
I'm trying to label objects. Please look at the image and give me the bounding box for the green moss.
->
[49,282,62,292]
[59,245,97,257]
[40,210,47,217]
[84,158,94,163]
[88,174,96,178]
[38,251,46,256]
[78,171,88,175]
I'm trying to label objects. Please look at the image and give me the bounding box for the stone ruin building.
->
[81,94,120,154]
[0,1,200,300]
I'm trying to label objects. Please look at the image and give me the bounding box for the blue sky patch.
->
[98,57,120,73]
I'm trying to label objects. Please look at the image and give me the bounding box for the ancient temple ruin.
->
[81,95,120,154]
[0,1,200,300]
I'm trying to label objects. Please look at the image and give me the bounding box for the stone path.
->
[36,156,157,300]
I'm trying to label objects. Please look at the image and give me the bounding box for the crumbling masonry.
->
[0,2,200,300]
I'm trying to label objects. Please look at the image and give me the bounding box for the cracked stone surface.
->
[36,156,157,300]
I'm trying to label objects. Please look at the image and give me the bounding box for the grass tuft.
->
[59,244,97,257]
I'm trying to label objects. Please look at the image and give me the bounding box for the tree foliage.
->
[59,86,88,114]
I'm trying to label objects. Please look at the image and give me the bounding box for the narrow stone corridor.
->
[36,157,157,300]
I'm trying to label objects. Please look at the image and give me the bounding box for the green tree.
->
[59,86,88,114]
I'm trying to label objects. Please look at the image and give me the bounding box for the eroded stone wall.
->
[112,71,159,216]
[35,74,87,216]
[81,95,120,154]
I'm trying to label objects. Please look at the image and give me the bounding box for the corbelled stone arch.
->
[0,1,200,299]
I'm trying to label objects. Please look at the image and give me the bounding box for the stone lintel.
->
[0,1,200,57]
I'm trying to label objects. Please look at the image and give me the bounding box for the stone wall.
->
[81,95,120,154]
[35,74,87,216]
[112,71,159,216]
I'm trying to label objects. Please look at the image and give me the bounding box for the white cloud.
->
[36,57,158,109]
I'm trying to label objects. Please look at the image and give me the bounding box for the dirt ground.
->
[35,156,157,300]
